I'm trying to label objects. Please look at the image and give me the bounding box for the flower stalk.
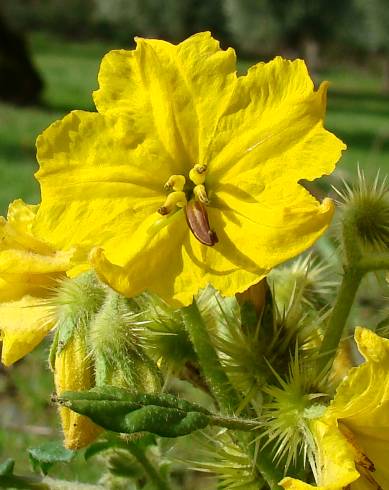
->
[125,442,171,490]
[318,265,363,372]
[182,301,241,414]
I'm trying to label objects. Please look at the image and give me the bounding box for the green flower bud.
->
[335,169,389,254]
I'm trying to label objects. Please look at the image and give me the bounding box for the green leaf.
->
[28,442,74,476]
[58,386,211,437]
[0,459,14,476]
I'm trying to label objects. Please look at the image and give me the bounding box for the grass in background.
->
[1,33,389,483]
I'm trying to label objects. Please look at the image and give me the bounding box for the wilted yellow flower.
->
[0,199,77,365]
[34,32,345,305]
[54,331,102,449]
[281,327,389,489]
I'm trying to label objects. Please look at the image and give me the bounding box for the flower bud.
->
[89,290,162,393]
[336,169,389,253]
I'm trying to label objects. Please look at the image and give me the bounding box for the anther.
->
[157,191,187,216]
[193,184,209,204]
[185,200,218,246]
[164,174,186,192]
[189,164,208,185]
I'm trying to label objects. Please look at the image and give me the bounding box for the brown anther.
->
[158,206,169,216]
[185,200,218,246]
[208,230,218,244]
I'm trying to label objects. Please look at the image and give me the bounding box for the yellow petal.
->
[34,110,167,251]
[325,328,389,488]
[54,333,101,449]
[282,328,389,489]
[208,61,344,183]
[209,192,335,271]
[280,420,360,490]
[90,195,333,307]
[0,295,54,366]
[0,200,82,363]
[94,32,237,166]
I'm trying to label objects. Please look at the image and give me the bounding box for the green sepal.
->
[58,386,210,437]
[48,328,60,371]
[28,442,74,476]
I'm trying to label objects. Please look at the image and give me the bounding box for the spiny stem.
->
[126,442,170,490]
[210,414,259,431]
[182,300,241,414]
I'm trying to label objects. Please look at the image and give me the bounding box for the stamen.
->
[164,174,186,192]
[189,164,208,185]
[339,422,375,472]
[185,200,218,246]
[193,184,209,204]
[356,464,383,490]
[158,191,187,216]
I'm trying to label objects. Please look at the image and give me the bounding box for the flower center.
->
[157,165,218,246]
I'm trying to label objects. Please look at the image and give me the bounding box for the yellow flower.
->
[281,328,389,489]
[33,32,345,305]
[0,199,77,365]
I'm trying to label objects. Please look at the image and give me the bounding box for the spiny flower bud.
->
[54,332,102,449]
[260,351,328,473]
[49,272,106,448]
[53,271,106,332]
[89,290,162,393]
[335,169,389,253]
[269,255,335,314]
[134,291,197,375]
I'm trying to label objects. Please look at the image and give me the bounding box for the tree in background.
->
[223,0,281,57]
[93,0,227,44]
[0,11,43,105]
[350,0,389,92]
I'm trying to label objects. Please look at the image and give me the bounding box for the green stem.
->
[318,266,363,372]
[255,449,284,490]
[182,301,241,414]
[0,475,49,489]
[358,252,389,272]
[209,414,259,431]
[126,442,170,490]
[183,301,283,489]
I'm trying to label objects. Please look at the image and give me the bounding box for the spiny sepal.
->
[258,348,329,475]
[88,290,162,393]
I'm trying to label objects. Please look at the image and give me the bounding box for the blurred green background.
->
[1,0,389,485]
